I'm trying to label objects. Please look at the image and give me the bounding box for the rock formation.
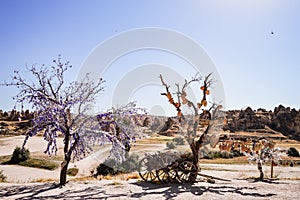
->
[269,105,300,140]
[159,117,180,136]
[224,105,300,140]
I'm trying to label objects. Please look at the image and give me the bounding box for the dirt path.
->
[0,135,65,156]
[0,165,59,183]
[69,145,112,177]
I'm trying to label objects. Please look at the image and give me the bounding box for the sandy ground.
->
[1,178,300,199]
[1,136,300,199]
[0,135,63,156]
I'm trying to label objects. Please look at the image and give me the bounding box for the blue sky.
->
[0,0,299,115]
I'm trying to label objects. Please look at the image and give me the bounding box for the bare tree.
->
[160,73,224,181]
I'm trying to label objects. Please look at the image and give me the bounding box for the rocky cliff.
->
[224,105,300,140]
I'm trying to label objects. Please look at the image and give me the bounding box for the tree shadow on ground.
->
[131,181,276,199]
[0,182,108,200]
[0,180,278,199]
[0,182,59,200]
[245,178,284,184]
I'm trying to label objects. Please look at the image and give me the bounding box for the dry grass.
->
[131,144,164,151]
[200,156,249,165]
[0,155,11,163]
[0,170,7,182]
[30,152,64,161]
[101,172,141,181]
[225,131,286,138]
[70,172,141,183]
[135,136,174,145]
[71,176,99,182]
[280,177,300,180]
[31,178,58,183]
[18,158,59,170]
[200,166,240,172]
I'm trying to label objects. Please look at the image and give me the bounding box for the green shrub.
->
[122,153,139,172]
[18,158,59,170]
[203,152,212,159]
[204,151,221,159]
[166,142,176,149]
[96,153,140,176]
[173,137,185,145]
[97,163,116,176]
[10,146,30,164]
[287,147,300,157]
[0,170,7,182]
[204,150,241,159]
[213,151,222,159]
[232,150,244,157]
[220,151,234,159]
[67,168,79,176]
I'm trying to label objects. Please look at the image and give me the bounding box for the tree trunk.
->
[271,160,274,178]
[187,122,209,182]
[257,160,264,180]
[189,142,200,182]
[60,158,70,185]
[60,126,71,186]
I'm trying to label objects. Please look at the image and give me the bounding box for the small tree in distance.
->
[3,55,145,185]
[221,138,284,179]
